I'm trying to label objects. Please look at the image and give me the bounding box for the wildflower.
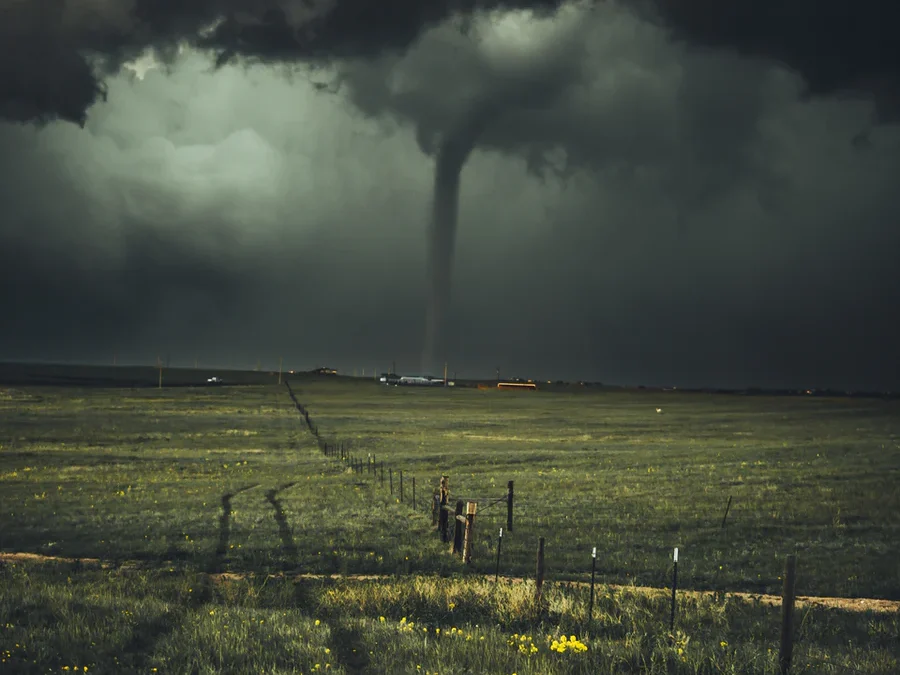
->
[324,648,331,655]
[379,617,386,623]
[315,619,321,627]
[400,617,407,625]
[720,641,728,648]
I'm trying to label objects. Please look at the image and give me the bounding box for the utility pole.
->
[444,362,448,386]
[278,356,283,385]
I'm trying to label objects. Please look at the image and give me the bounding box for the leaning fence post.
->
[721,495,733,528]
[507,480,514,532]
[452,500,464,554]
[780,555,797,674]
[463,502,477,564]
[535,537,545,608]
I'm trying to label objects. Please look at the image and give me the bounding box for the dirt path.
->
[2,551,897,614]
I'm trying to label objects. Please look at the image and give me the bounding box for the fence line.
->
[281,382,888,674]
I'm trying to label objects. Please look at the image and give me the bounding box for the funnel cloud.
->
[423,102,498,373]
[1,1,899,390]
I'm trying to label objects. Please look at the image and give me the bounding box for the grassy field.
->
[1,378,898,674]
[294,379,900,599]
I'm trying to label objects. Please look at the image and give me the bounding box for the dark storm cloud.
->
[2,0,899,126]
[2,1,900,389]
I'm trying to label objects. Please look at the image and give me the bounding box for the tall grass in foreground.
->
[1,563,896,674]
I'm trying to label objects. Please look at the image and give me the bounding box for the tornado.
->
[419,10,588,374]
[421,103,498,374]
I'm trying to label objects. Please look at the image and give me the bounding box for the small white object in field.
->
[656,408,662,414]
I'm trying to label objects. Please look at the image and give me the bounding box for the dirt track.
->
[2,551,897,614]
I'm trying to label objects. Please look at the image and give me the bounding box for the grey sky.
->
[1,1,898,389]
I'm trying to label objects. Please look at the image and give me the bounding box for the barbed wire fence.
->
[281,381,896,675]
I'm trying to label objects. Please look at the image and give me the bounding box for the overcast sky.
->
[1,1,899,390]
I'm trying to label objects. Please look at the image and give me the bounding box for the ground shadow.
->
[327,621,372,675]
[208,484,259,573]
[266,482,298,568]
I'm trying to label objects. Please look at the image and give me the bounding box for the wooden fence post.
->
[463,501,477,564]
[452,500,464,554]
[439,476,450,542]
[535,537,545,607]
[780,555,797,674]
[507,480,514,532]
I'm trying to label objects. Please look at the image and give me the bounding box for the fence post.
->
[432,492,439,526]
[670,547,678,630]
[439,476,450,542]
[535,537,545,608]
[780,555,797,675]
[452,500,464,554]
[495,527,503,582]
[463,502,477,564]
[588,546,597,623]
[721,495,733,528]
[400,470,404,503]
[507,480,514,532]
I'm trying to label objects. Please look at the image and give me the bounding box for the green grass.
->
[292,379,900,599]
[0,385,448,577]
[2,563,897,674]
[0,380,898,674]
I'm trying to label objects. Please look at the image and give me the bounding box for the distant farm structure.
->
[497,381,537,391]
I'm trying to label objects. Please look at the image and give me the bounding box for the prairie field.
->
[0,377,898,674]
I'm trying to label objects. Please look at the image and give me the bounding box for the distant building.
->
[314,367,337,376]
[497,382,537,391]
